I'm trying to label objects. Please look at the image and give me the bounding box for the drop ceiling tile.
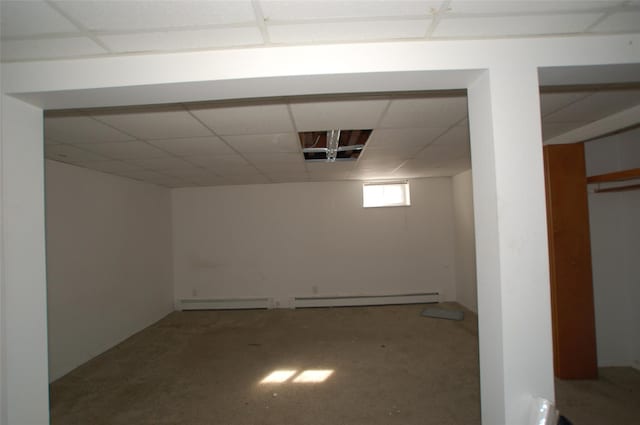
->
[268,19,431,44]
[79,141,172,160]
[147,136,235,156]
[591,11,640,33]
[0,1,78,38]
[56,0,255,31]
[195,176,229,187]
[432,13,602,38]
[380,96,467,129]
[184,154,249,168]
[264,172,309,182]
[245,153,306,173]
[125,157,196,170]
[543,89,640,123]
[430,126,470,148]
[213,164,264,177]
[351,169,397,180]
[223,133,300,153]
[308,171,352,181]
[414,143,470,164]
[73,160,144,174]
[358,149,408,161]
[116,170,180,186]
[541,122,587,141]
[1,37,107,61]
[291,99,389,131]
[355,158,405,171]
[93,109,211,140]
[45,144,111,163]
[190,104,294,135]
[446,1,616,14]
[306,161,355,173]
[162,168,218,180]
[223,175,271,185]
[261,0,440,21]
[99,26,262,53]
[45,116,135,144]
[539,92,592,117]
[366,127,448,154]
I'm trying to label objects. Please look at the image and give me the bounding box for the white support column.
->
[468,67,555,425]
[0,95,49,424]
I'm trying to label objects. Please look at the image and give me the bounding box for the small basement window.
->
[363,181,411,208]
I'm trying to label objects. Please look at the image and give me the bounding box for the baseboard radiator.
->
[294,292,439,308]
[178,292,439,311]
[179,297,270,311]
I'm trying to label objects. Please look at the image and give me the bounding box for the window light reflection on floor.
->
[292,369,334,383]
[260,370,298,383]
[259,369,334,384]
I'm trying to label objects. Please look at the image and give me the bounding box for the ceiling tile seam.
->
[263,15,434,27]
[184,107,274,183]
[0,21,265,42]
[390,125,462,174]
[583,1,636,33]
[424,0,452,39]
[44,0,113,54]
[354,99,393,169]
[47,142,121,162]
[541,92,595,119]
[438,7,621,20]
[83,112,227,172]
[285,103,311,178]
[251,0,271,46]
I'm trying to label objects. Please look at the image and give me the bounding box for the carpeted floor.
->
[49,303,640,425]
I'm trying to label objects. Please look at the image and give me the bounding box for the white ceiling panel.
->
[54,0,256,31]
[0,1,78,38]
[260,0,440,21]
[185,154,250,169]
[100,27,262,53]
[124,157,196,170]
[45,144,111,163]
[147,137,235,156]
[73,160,144,174]
[268,19,430,44]
[1,37,106,61]
[433,13,601,38]
[190,104,294,135]
[45,116,135,144]
[291,99,389,131]
[543,89,640,123]
[380,96,467,129]
[245,153,306,172]
[268,174,310,183]
[79,141,172,160]
[93,109,212,140]
[446,0,618,14]
[223,133,300,153]
[429,126,469,148]
[541,122,587,140]
[162,168,217,179]
[219,175,271,185]
[366,127,448,154]
[306,161,355,174]
[213,164,264,177]
[591,11,640,33]
[539,92,592,117]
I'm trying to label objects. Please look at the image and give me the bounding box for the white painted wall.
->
[172,178,456,306]
[585,128,640,370]
[452,170,478,313]
[1,96,49,425]
[45,160,174,381]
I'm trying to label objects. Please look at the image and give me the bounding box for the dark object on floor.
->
[421,306,464,321]
[558,415,573,425]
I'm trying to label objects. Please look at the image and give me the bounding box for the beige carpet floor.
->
[49,303,640,425]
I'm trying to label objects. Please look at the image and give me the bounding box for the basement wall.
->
[45,160,174,381]
[452,170,477,313]
[584,128,640,370]
[171,178,457,307]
